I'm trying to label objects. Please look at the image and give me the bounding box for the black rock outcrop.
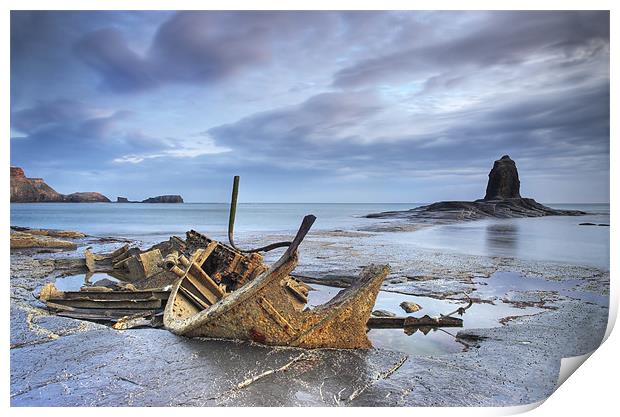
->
[484,155,521,200]
[366,155,586,222]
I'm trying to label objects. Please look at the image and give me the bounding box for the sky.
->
[10,11,610,203]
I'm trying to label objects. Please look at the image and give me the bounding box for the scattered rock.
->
[11,226,86,238]
[400,301,422,313]
[372,309,396,317]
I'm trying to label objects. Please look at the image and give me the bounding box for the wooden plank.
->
[182,279,214,305]
[367,315,463,328]
[54,290,169,301]
[48,303,160,317]
[57,310,159,322]
[194,241,218,266]
[184,272,220,305]
[45,298,162,310]
[179,286,211,310]
[189,264,224,298]
[139,249,163,278]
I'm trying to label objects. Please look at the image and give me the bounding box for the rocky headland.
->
[366,155,586,222]
[10,167,184,203]
[10,167,110,203]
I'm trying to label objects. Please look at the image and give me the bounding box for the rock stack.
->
[484,155,521,200]
[366,155,586,221]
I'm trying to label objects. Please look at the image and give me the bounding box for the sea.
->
[10,202,609,269]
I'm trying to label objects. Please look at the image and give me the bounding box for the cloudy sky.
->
[10,11,609,203]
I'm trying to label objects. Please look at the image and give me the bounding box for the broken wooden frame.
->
[165,215,397,349]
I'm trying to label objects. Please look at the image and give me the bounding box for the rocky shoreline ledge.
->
[366,156,586,223]
[9,224,609,406]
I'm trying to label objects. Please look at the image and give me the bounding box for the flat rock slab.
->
[365,198,585,223]
[11,327,407,406]
[350,300,608,406]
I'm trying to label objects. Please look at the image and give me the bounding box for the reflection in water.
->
[485,222,520,256]
[54,272,121,291]
[307,282,548,357]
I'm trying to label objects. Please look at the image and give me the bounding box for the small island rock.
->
[141,195,184,203]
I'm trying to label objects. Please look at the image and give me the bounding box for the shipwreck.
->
[40,176,466,349]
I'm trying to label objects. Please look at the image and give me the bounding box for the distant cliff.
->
[10,167,110,203]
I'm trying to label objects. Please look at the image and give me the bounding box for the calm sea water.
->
[11,202,609,269]
[9,202,414,237]
[380,203,609,269]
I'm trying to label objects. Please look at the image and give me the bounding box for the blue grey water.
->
[10,203,411,237]
[11,202,609,269]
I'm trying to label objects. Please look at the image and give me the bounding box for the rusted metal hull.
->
[164,215,390,349]
[164,262,389,349]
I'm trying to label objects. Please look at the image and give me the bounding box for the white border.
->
[2,1,616,416]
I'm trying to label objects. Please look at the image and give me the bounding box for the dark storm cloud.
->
[10,11,610,202]
[333,11,609,87]
[74,29,158,93]
[73,11,347,92]
[211,91,383,143]
[206,77,609,182]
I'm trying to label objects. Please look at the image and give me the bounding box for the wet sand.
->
[9,223,609,406]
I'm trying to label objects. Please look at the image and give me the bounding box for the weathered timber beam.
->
[367,315,463,328]
[45,298,163,310]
